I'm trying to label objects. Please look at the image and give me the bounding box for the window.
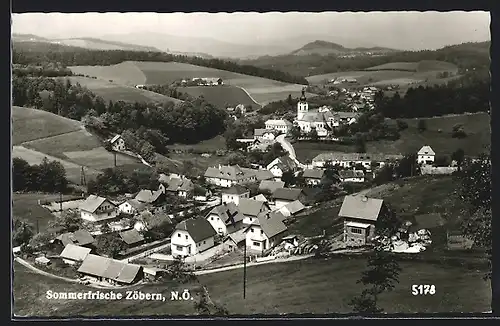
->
[211,217,214,221]
[253,241,261,247]
[108,212,111,216]
[176,246,183,251]
[177,233,181,238]
[351,227,363,234]
[185,235,188,240]
[260,230,264,235]
[203,240,206,244]
[251,228,254,233]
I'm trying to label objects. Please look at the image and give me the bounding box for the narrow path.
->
[232,85,263,107]
[194,254,315,276]
[275,134,306,168]
[16,129,83,146]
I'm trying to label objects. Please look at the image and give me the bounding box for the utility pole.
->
[114,151,117,168]
[243,244,247,299]
[59,190,63,212]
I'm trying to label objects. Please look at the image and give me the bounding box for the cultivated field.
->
[69,61,312,105]
[365,60,459,73]
[59,76,182,105]
[12,106,83,145]
[13,255,491,316]
[181,86,261,108]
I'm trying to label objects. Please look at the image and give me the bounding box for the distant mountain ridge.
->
[290,40,398,56]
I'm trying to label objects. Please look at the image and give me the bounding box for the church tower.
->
[297,88,308,120]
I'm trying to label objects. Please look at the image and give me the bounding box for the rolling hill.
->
[69,61,314,106]
[182,86,261,109]
[365,60,459,73]
[290,40,397,56]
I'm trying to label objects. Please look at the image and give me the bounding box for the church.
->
[294,89,359,137]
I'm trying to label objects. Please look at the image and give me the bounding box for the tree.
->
[167,257,198,283]
[95,233,126,258]
[395,119,408,131]
[307,127,319,141]
[452,124,467,138]
[417,119,427,132]
[451,148,465,170]
[193,285,229,315]
[100,223,112,234]
[394,154,419,178]
[13,220,34,246]
[290,125,302,140]
[28,232,53,249]
[57,210,83,232]
[355,136,367,153]
[281,170,296,187]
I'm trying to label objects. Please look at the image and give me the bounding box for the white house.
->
[205,202,245,236]
[312,152,403,171]
[417,145,436,165]
[110,135,126,151]
[221,185,250,205]
[302,169,326,186]
[281,235,300,250]
[239,198,271,225]
[253,128,281,141]
[118,198,146,215]
[244,211,288,254]
[204,165,257,188]
[271,188,306,210]
[278,200,306,217]
[159,176,194,198]
[79,195,119,222]
[264,119,293,134]
[266,155,298,179]
[170,217,217,258]
[338,170,365,183]
[59,244,92,265]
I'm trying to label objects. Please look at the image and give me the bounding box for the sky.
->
[11,11,491,50]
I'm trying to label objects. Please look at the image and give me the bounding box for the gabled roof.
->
[222,184,250,195]
[272,188,304,201]
[79,195,113,213]
[302,169,325,179]
[251,194,268,202]
[119,229,145,245]
[254,169,275,181]
[121,198,146,211]
[165,178,194,192]
[249,211,287,238]
[77,254,142,284]
[299,112,327,123]
[135,189,163,203]
[56,229,95,247]
[238,198,270,217]
[339,195,384,222]
[59,244,91,261]
[282,200,305,214]
[204,165,255,181]
[207,202,245,226]
[226,229,246,244]
[339,170,365,179]
[259,180,285,193]
[418,145,436,156]
[175,217,217,243]
[141,211,173,229]
[267,155,297,172]
[254,129,280,137]
[110,134,122,143]
[265,119,293,126]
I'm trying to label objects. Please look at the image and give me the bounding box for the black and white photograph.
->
[11,11,492,317]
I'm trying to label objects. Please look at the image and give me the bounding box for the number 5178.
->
[412,284,436,295]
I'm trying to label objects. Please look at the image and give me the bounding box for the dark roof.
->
[272,188,304,201]
[339,170,365,179]
[175,217,217,243]
[222,184,250,195]
[254,170,275,181]
[79,195,114,213]
[249,211,288,238]
[339,195,384,222]
[135,189,163,203]
[259,180,285,193]
[302,169,325,179]
[119,229,145,245]
[121,198,146,211]
[165,178,194,192]
[409,213,446,232]
[238,198,270,217]
[207,202,245,225]
[55,229,95,247]
[204,165,255,181]
[267,155,297,172]
[77,254,142,284]
[59,244,91,261]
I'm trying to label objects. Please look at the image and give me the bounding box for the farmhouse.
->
[338,170,365,183]
[266,155,298,179]
[417,145,436,165]
[118,199,146,215]
[254,128,281,141]
[119,229,145,248]
[302,169,326,186]
[79,195,119,222]
[222,229,247,251]
[77,254,143,285]
[135,210,172,232]
[59,244,92,265]
[239,198,272,225]
[204,165,257,188]
[170,217,217,258]
[271,188,306,209]
[278,200,306,217]
[159,176,194,198]
[192,77,223,86]
[258,180,285,195]
[109,134,126,151]
[135,189,165,205]
[54,229,95,248]
[254,169,275,182]
[244,211,288,254]
[205,202,245,235]
[339,195,385,247]
[221,184,250,205]
[265,119,293,134]
[312,152,403,170]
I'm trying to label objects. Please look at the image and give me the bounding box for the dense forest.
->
[374,70,490,119]
[240,41,490,77]
[13,157,68,192]
[12,76,229,160]
[13,63,74,77]
[12,41,309,85]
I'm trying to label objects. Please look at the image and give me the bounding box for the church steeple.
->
[297,88,309,120]
[299,88,307,102]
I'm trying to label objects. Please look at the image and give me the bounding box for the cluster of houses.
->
[327,86,378,112]
[181,77,224,86]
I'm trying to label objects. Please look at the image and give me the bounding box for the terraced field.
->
[69,61,312,105]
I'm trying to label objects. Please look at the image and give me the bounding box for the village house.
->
[264,119,293,134]
[192,77,223,86]
[417,145,436,165]
[258,180,285,195]
[79,195,119,222]
[302,169,326,186]
[134,210,172,232]
[170,217,217,257]
[134,189,165,205]
[221,185,250,205]
[204,165,257,188]
[118,198,146,215]
[254,169,275,182]
[266,155,298,180]
[339,195,386,247]
[254,128,281,141]
[271,188,306,210]
[109,134,126,151]
[251,194,269,202]
[158,176,194,198]
[119,229,146,249]
[59,244,92,265]
[277,200,306,217]
[205,202,245,235]
[239,198,272,225]
[312,152,403,170]
[222,229,247,252]
[77,254,144,285]
[35,256,51,266]
[281,235,300,250]
[338,170,365,183]
[53,229,95,249]
[244,211,288,254]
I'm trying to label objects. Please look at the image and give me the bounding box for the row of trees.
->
[141,84,196,102]
[13,157,68,192]
[13,63,74,77]
[12,42,309,85]
[86,167,160,196]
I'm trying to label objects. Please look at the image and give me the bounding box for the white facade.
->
[274,199,292,210]
[265,120,292,134]
[118,201,137,215]
[221,192,250,205]
[297,100,309,120]
[295,120,329,137]
[417,154,435,165]
[305,178,322,186]
[312,159,383,171]
[205,175,256,188]
[206,213,227,235]
[170,229,215,257]
[111,137,126,151]
[245,225,282,252]
[80,201,118,222]
[341,176,365,183]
